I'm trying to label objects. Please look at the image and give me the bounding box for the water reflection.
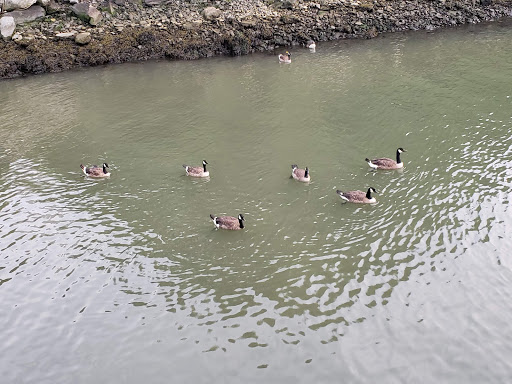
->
[1,21,512,383]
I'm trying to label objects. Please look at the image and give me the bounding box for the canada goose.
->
[210,213,245,230]
[80,163,110,178]
[291,164,310,182]
[365,148,406,170]
[278,51,291,63]
[307,40,316,50]
[336,187,377,204]
[183,160,209,177]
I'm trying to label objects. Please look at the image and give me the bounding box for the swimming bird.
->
[307,40,316,50]
[80,163,110,178]
[365,148,406,170]
[278,51,291,63]
[183,160,209,177]
[210,213,245,230]
[291,164,310,182]
[336,187,377,204]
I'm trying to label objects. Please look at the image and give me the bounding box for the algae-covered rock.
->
[71,3,103,26]
[5,6,45,24]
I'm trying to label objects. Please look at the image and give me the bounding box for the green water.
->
[1,19,512,383]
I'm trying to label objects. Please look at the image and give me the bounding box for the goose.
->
[210,213,245,230]
[183,160,209,177]
[365,148,406,170]
[80,163,110,178]
[307,40,316,50]
[336,187,377,204]
[291,164,310,182]
[278,51,291,63]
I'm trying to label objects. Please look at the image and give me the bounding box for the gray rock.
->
[240,17,257,27]
[144,0,166,5]
[75,32,91,44]
[201,7,222,20]
[56,31,76,39]
[0,16,16,39]
[71,3,103,26]
[3,0,37,12]
[45,0,63,14]
[5,6,45,24]
[274,0,297,10]
[36,0,49,6]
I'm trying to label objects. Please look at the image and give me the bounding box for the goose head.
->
[366,187,377,199]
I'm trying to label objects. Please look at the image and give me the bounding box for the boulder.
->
[201,7,222,20]
[45,0,63,14]
[2,0,37,12]
[75,32,91,45]
[36,0,50,6]
[5,6,45,24]
[71,3,102,26]
[0,16,16,39]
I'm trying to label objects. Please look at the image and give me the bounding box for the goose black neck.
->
[203,163,207,172]
[396,150,402,164]
[366,188,372,199]
[238,218,244,229]
[103,165,108,174]
[305,168,309,178]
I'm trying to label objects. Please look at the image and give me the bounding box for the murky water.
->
[2,19,512,383]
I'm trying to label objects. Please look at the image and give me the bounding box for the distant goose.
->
[80,163,110,178]
[336,187,377,204]
[366,148,406,170]
[183,160,209,177]
[307,40,316,50]
[291,164,310,182]
[278,51,291,63]
[210,213,245,230]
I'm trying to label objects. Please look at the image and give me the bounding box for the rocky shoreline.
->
[1,0,511,79]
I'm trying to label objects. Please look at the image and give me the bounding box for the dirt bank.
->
[1,0,511,79]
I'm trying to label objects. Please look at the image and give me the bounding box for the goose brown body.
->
[183,160,209,177]
[278,52,291,63]
[80,163,110,178]
[336,188,377,204]
[366,148,406,170]
[210,214,245,230]
[291,165,310,182]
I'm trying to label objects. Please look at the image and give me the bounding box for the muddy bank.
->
[1,0,512,79]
